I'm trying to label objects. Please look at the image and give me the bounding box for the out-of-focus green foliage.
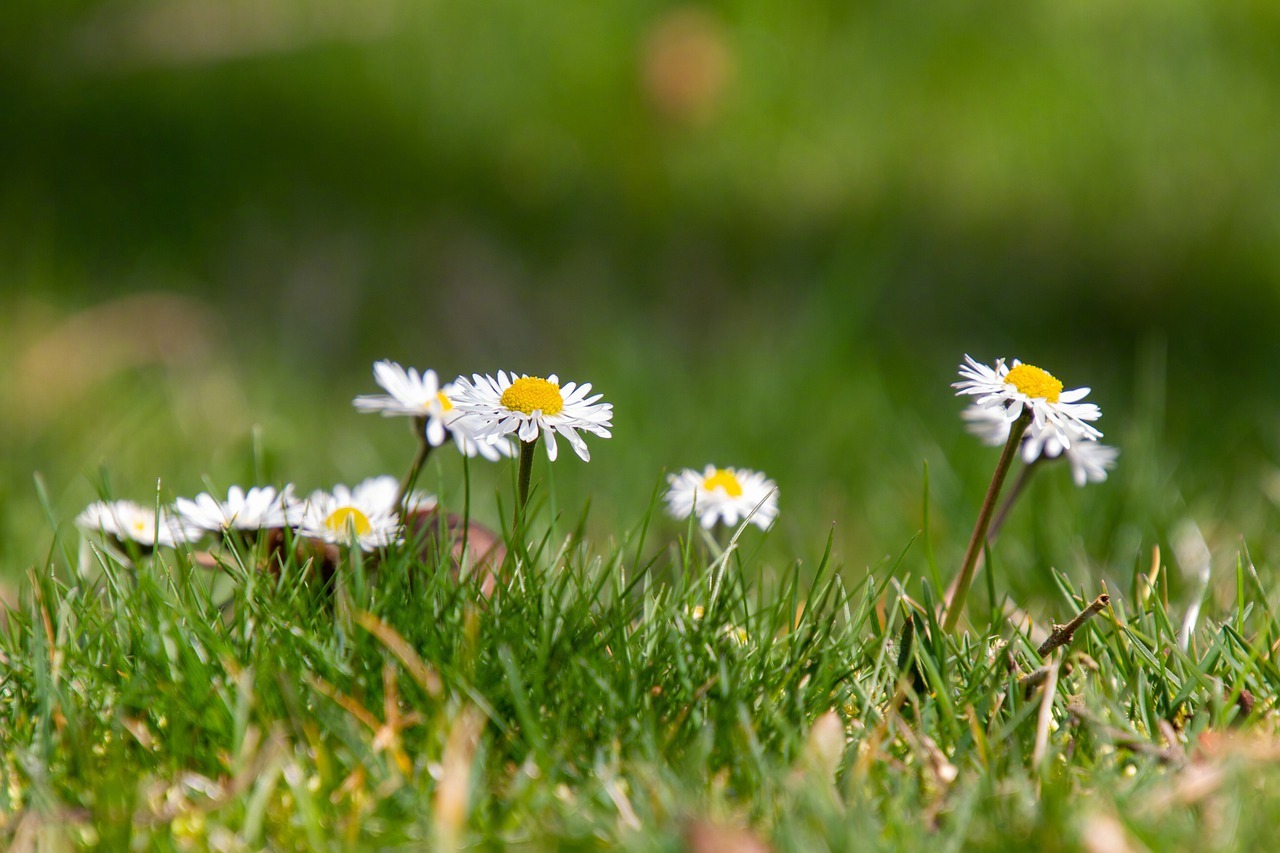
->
[4,0,1280,349]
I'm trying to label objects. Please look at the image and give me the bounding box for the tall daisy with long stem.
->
[944,355,1104,632]
[449,371,612,521]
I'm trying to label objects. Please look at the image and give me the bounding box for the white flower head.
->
[448,371,613,462]
[665,465,779,531]
[962,403,1118,486]
[953,355,1102,453]
[77,500,194,548]
[296,476,425,551]
[439,379,516,461]
[176,485,299,533]
[354,360,454,447]
[1064,439,1120,488]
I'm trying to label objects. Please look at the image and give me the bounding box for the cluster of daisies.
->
[74,355,1113,570]
[75,359,780,560]
[76,476,439,555]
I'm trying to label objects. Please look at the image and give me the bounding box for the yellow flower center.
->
[325,507,372,537]
[500,377,564,416]
[1004,363,1062,403]
[703,469,744,497]
[133,521,148,533]
[436,391,453,412]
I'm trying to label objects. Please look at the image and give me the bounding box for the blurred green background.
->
[4,1,1280,605]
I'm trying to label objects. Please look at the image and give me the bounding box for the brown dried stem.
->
[1037,594,1110,658]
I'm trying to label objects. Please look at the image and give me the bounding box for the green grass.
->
[4,435,1280,848]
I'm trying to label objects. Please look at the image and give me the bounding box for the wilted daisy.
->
[953,355,1102,452]
[665,465,779,531]
[962,403,1118,486]
[449,371,612,462]
[354,360,455,447]
[176,485,300,533]
[296,476,419,551]
[77,500,194,548]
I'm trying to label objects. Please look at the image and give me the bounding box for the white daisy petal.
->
[1060,387,1091,403]
[426,417,446,447]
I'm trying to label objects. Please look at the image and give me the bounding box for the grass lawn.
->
[3,335,1279,851]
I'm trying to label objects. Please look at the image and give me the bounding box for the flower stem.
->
[988,456,1041,543]
[460,451,471,564]
[943,409,1033,634]
[395,416,433,521]
[515,437,539,524]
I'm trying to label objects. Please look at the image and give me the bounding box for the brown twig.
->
[1037,594,1110,658]
[1018,666,1052,693]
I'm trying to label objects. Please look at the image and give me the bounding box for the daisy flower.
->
[77,499,195,548]
[176,485,299,533]
[953,355,1102,452]
[448,371,613,462]
[665,465,779,530]
[353,360,454,447]
[296,476,421,551]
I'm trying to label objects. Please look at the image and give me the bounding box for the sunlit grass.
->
[3,471,1280,848]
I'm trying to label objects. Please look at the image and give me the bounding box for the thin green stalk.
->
[515,436,539,525]
[943,409,1033,633]
[395,416,433,520]
[988,455,1041,543]
[460,451,471,564]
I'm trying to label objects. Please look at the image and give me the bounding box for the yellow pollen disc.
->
[500,377,564,416]
[703,469,744,497]
[1004,363,1063,403]
[133,521,147,532]
[436,391,453,412]
[325,507,373,537]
